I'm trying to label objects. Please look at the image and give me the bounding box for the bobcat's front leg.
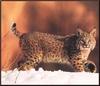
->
[69,57,85,72]
[69,57,97,72]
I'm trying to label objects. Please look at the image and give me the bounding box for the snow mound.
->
[1,68,99,85]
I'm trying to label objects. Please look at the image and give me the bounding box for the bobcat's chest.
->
[80,49,91,60]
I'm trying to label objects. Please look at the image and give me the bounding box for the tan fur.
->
[11,23,96,72]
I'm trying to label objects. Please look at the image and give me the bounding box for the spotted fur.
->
[11,23,97,72]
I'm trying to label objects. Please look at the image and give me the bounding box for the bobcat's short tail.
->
[11,22,22,38]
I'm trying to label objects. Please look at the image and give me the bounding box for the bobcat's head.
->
[57,29,96,53]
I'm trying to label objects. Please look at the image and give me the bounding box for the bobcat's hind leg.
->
[17,59,38,71]
[18,54,42,71]
[17,51,43,71]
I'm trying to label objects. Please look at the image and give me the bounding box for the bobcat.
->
[11,22,97,72]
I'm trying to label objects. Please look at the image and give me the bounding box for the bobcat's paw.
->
[84,60,97,73]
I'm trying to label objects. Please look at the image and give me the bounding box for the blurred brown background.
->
[1,1,99,72]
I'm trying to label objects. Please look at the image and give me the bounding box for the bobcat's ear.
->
[90,29,96,38]
[76,29,83,36]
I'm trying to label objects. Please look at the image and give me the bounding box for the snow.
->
[1,68,99,85]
